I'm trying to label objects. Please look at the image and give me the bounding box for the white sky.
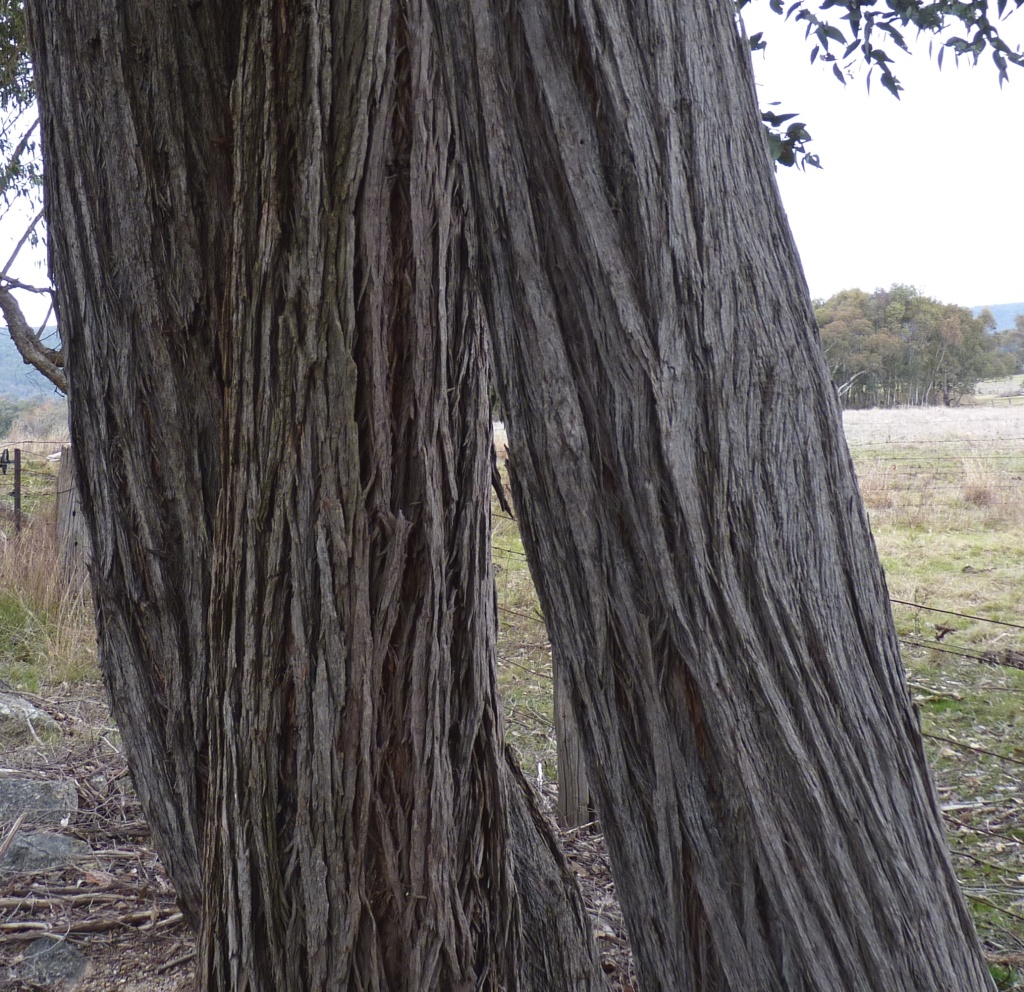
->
[743,6,1024,308]
[2,12,1022,326]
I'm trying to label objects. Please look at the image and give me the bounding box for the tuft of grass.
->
[855,459,896,510]
[960,458,1000,512]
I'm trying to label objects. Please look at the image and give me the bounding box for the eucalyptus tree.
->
[28,3,599,989]
[436,2,997,988]
[26,0,1021,990]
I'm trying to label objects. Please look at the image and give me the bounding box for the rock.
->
[9,937,89,988]
[1,830,92,872]
[0,776,78,826]
[0,692,60,743]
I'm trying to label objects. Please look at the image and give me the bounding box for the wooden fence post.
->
[554,653,594,829]
[56,446,90,587]
[13,447,20,533]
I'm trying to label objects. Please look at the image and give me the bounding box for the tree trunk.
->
[28,0,236,924]
[199,4,599,988]
[29,2,602,989]
[436,1,994,990]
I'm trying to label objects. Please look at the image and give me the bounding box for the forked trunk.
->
[436,1,994,989]
[30,2,602,989]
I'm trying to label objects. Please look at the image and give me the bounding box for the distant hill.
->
[0,325,62,400]
[971,302,1024,332]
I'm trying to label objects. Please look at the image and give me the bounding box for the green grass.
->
[492,501,557,781]
[854,434,1024,966]
[0,591,51,691]
[0,461,96,694]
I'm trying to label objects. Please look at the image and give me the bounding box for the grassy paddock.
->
[972,374,1024,405]
[844,406,1024,975]
[493,405,1024,979]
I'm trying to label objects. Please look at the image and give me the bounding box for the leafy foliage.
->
[747,0,1024,169]
[0,0,36,216]
[743,0,1024,90]
[989,314,1024,372]
[816,285,1013,407]
[761,105,821,168]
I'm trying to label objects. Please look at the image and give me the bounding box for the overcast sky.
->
[3,11,1022,327]
[744,6,1024,308]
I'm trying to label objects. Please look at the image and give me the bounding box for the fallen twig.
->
[964,893,1024,927]
[0,811,26,862]
[155,948,196,974]
[922,732,1024,767]
[0,893,123,910]
[0,905,182,935]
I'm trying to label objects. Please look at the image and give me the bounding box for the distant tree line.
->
[815,285,1019,409]
[995,313,1024,375]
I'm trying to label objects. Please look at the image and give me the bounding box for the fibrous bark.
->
[28,0,235,924]
[436,0,994,989]
[29,1,602,989]
[201,3,598,987]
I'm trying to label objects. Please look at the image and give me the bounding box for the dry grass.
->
[972,374,1024,404]
[848,442,1024,532]
[843,404,1024,445]
[2,396,70,450]
[962,459,999,509]
[844,408,1024,979]
[0,453,95,693]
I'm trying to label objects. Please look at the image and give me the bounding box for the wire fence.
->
[492,483,1024,949]
[0,444,67,533]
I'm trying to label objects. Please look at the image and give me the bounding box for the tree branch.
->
[0,283,65,393]
[1,205,42,276]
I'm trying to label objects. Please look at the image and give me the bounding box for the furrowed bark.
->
[436,1,993,989]
[27,0,238,925]
[201,4,601,989]
[32,0,601,988]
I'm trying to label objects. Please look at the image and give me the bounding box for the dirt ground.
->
[0,683,636,992]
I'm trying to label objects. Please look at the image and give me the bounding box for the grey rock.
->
[0,692,60,743]
[1,830,92,872]
[0,776,78,825]
[86,772,108,793]
[9,937,89,988]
